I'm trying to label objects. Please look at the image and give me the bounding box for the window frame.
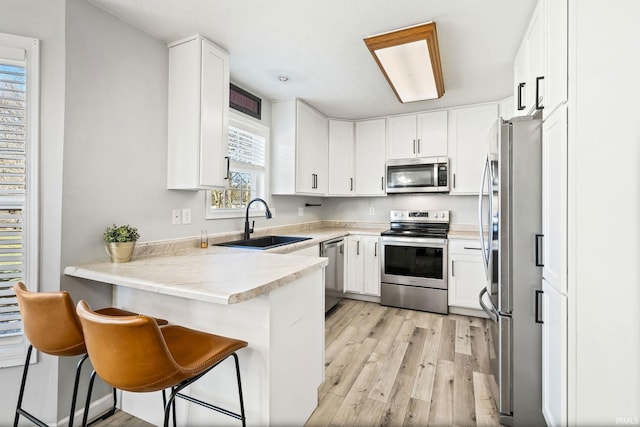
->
[206,111,270,220]
[0,33,40,368]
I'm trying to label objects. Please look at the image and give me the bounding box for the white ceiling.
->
[87,0,536,120]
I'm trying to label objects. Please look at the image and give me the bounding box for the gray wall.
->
[0,0,66,425]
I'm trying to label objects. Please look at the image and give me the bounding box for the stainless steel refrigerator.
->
[478,113,544,426]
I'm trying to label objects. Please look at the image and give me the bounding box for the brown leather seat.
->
[76,300,248,427]
[13,282,168,427]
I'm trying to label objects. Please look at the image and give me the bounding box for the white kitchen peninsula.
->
[64,248,327,426]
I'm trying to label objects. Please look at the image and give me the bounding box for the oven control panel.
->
[390,210,450,222]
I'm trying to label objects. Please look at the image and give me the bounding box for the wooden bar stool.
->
[13,282,168,427]
[76,300,248,427]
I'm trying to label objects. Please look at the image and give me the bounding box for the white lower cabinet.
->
[345,235,380,296]
[541,278,567,427]
[447,239,485,313]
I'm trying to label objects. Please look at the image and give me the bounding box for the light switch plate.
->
[182,208,192,224]
[172,209,181,225]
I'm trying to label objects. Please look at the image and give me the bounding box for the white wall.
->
[0,0,66,425]
[324,194,479,225]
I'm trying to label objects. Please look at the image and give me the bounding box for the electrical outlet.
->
[182,208,192,224]
[172,209,181,225]
[298,207,304,217]
[369,206,375,215]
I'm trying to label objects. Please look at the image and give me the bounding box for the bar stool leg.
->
[232,353,247,427]
[69,354,89,427]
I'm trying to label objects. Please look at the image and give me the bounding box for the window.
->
[207,113,268,218]
[0,33,39,368]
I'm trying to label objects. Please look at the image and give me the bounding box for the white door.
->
[362,236,380,296]
[355,119,386,195]
[345,236,363,293]
[541,278,567,427]
[416,110,447,157]
[328,120,354,195]
[542,105,567,293]
[448,103,498,195]
[386,115,416,160]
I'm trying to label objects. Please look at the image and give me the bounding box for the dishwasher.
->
[320,237,344,313]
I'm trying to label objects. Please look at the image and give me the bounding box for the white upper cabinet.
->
[272,99,328,195]
[328,120,355,196]
[167,35,230,190]
[355,119,386,196]
[447,103,498,195]
[545,0,568,118]
[513,0,546,117]
[387,111,447,160]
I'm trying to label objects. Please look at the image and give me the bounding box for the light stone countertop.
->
[64,223,387,305]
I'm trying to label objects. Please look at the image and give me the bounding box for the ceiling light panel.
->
[364,21,445,103]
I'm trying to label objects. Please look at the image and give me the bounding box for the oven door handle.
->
[479,287,498,322]
[380,236,447,246]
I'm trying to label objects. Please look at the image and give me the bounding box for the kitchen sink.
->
[215,235,312,250]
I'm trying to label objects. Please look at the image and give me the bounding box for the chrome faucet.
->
[244,198,273,240]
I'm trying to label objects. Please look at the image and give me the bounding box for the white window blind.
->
[0,62,25,339]
[228,125,265,167]
[0,33,38,368]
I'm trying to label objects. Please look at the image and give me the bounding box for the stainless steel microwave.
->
[386,157,449,193]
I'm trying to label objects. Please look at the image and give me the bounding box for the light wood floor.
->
[93,299,501,427]
[306,299,500,427]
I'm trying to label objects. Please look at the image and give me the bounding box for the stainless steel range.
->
[380,210,449,314]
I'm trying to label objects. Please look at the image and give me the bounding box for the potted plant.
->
[103,224,140,263]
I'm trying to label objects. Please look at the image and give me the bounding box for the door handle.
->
[374,242,377,257]
[417,138,421,154]
[356,240,360,256]
[535,289,544,324]
[350,177,353,192]
[517,82,526,111]
[413,139,416,154]
[224,156,230,180]
[535,76,545,110]
[535,234,544,267]
[451,260,455,277]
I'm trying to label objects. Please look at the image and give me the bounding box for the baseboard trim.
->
[58,392,117,427]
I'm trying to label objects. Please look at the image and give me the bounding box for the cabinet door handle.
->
[517,82,526,111]
[374,242,377,257]
[453,173,456,189]
[413,139,416,154]
[463,246,482,251]
[535,76,545,110]
[224,156,230,180]
[417,138,421,154]
[356,240,360,255]
[350,177,353,192]
[535,234,544,267]
[451,260,455,277]
[381,176,384,191]
[535,289,544,324]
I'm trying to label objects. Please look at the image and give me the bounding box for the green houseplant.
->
[103,224,140,263]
